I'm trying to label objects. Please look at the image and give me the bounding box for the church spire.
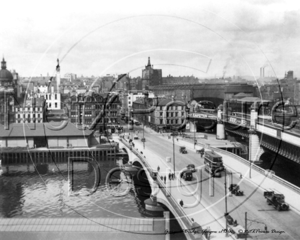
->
[1,57,6,70]
[147,57,151,67]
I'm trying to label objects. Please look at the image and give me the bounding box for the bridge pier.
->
[189,121,197,133]
[216,105,225,140]
[248,103,262,161]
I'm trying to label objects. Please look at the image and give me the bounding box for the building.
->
[0,121,93,148]
[14,96,46,123]
[31,60,62,110]
[146,97,186,132]
[258,71,300,104]
[141,57,162,90]
[67,92,121,132]
[162,75,200,85]
[149,82,257,106]
[127,90,155,108]
[0,58,18,130]
[64,73,77,82]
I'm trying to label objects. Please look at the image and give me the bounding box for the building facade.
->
[14,97,46,123]
[0,58,18,129]
[146,97,186,131]
[68,92,121,131]
[142,57,162,90]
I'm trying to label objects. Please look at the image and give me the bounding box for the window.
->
[18,114,20,118]
[55,103,57,108]
[55,94,57,100]
[49,95,51,100]
[46,95,48,100]
[15,108,18,112]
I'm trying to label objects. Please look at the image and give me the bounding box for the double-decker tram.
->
[204,150,224,177]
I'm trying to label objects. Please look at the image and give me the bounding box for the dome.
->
[0,58,13,82]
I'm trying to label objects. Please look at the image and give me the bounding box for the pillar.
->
[216,106,225,140]
[190,121,197,133]
[248,102,260,161]
[164,211,170,240]
[248,129,260,161]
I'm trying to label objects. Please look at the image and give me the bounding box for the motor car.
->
[134,135,139,140]
[179,146,187,154]
[264,191,289,211]
[181,170,193,181]
[228,184,244,196]
[187,164,196,172]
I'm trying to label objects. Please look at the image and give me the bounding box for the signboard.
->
[188,113,217,120]
[229,117,248,126]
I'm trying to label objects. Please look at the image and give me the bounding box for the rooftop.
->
[0,121,93,138]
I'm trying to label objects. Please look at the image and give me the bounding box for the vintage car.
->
[264,191,289,211]
[179,146,187,154]
[229,184,244,196]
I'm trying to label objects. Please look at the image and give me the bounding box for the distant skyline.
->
[1,0,300,81]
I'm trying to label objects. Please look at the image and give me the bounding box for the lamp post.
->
[143,122,145,149]
[249,160,252,179]
[224,169,229,237]
[224,169,243,237]
[245,212,267,240]
[173,132,175,175]
[194,120,196,149]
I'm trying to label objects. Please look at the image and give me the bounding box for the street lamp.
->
[245,212,267,240]
[224,169,229,237]
[194,120,196,149]
[249,160,252,179]
[224,169,243,237]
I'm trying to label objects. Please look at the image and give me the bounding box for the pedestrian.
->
[157,166,160,172]
[179,199,184,207]
[164,176,166,184]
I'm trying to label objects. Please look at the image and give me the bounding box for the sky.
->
[1,0,300,80]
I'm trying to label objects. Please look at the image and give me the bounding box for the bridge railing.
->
[204,145,300,195]
[257,117,300,135]
[119,137,205,240]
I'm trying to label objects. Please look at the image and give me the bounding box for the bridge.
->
[114,126,300,240]
[117,137,209,240]
[187,98,300,165]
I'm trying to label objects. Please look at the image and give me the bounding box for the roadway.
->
[124,125,300,240]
